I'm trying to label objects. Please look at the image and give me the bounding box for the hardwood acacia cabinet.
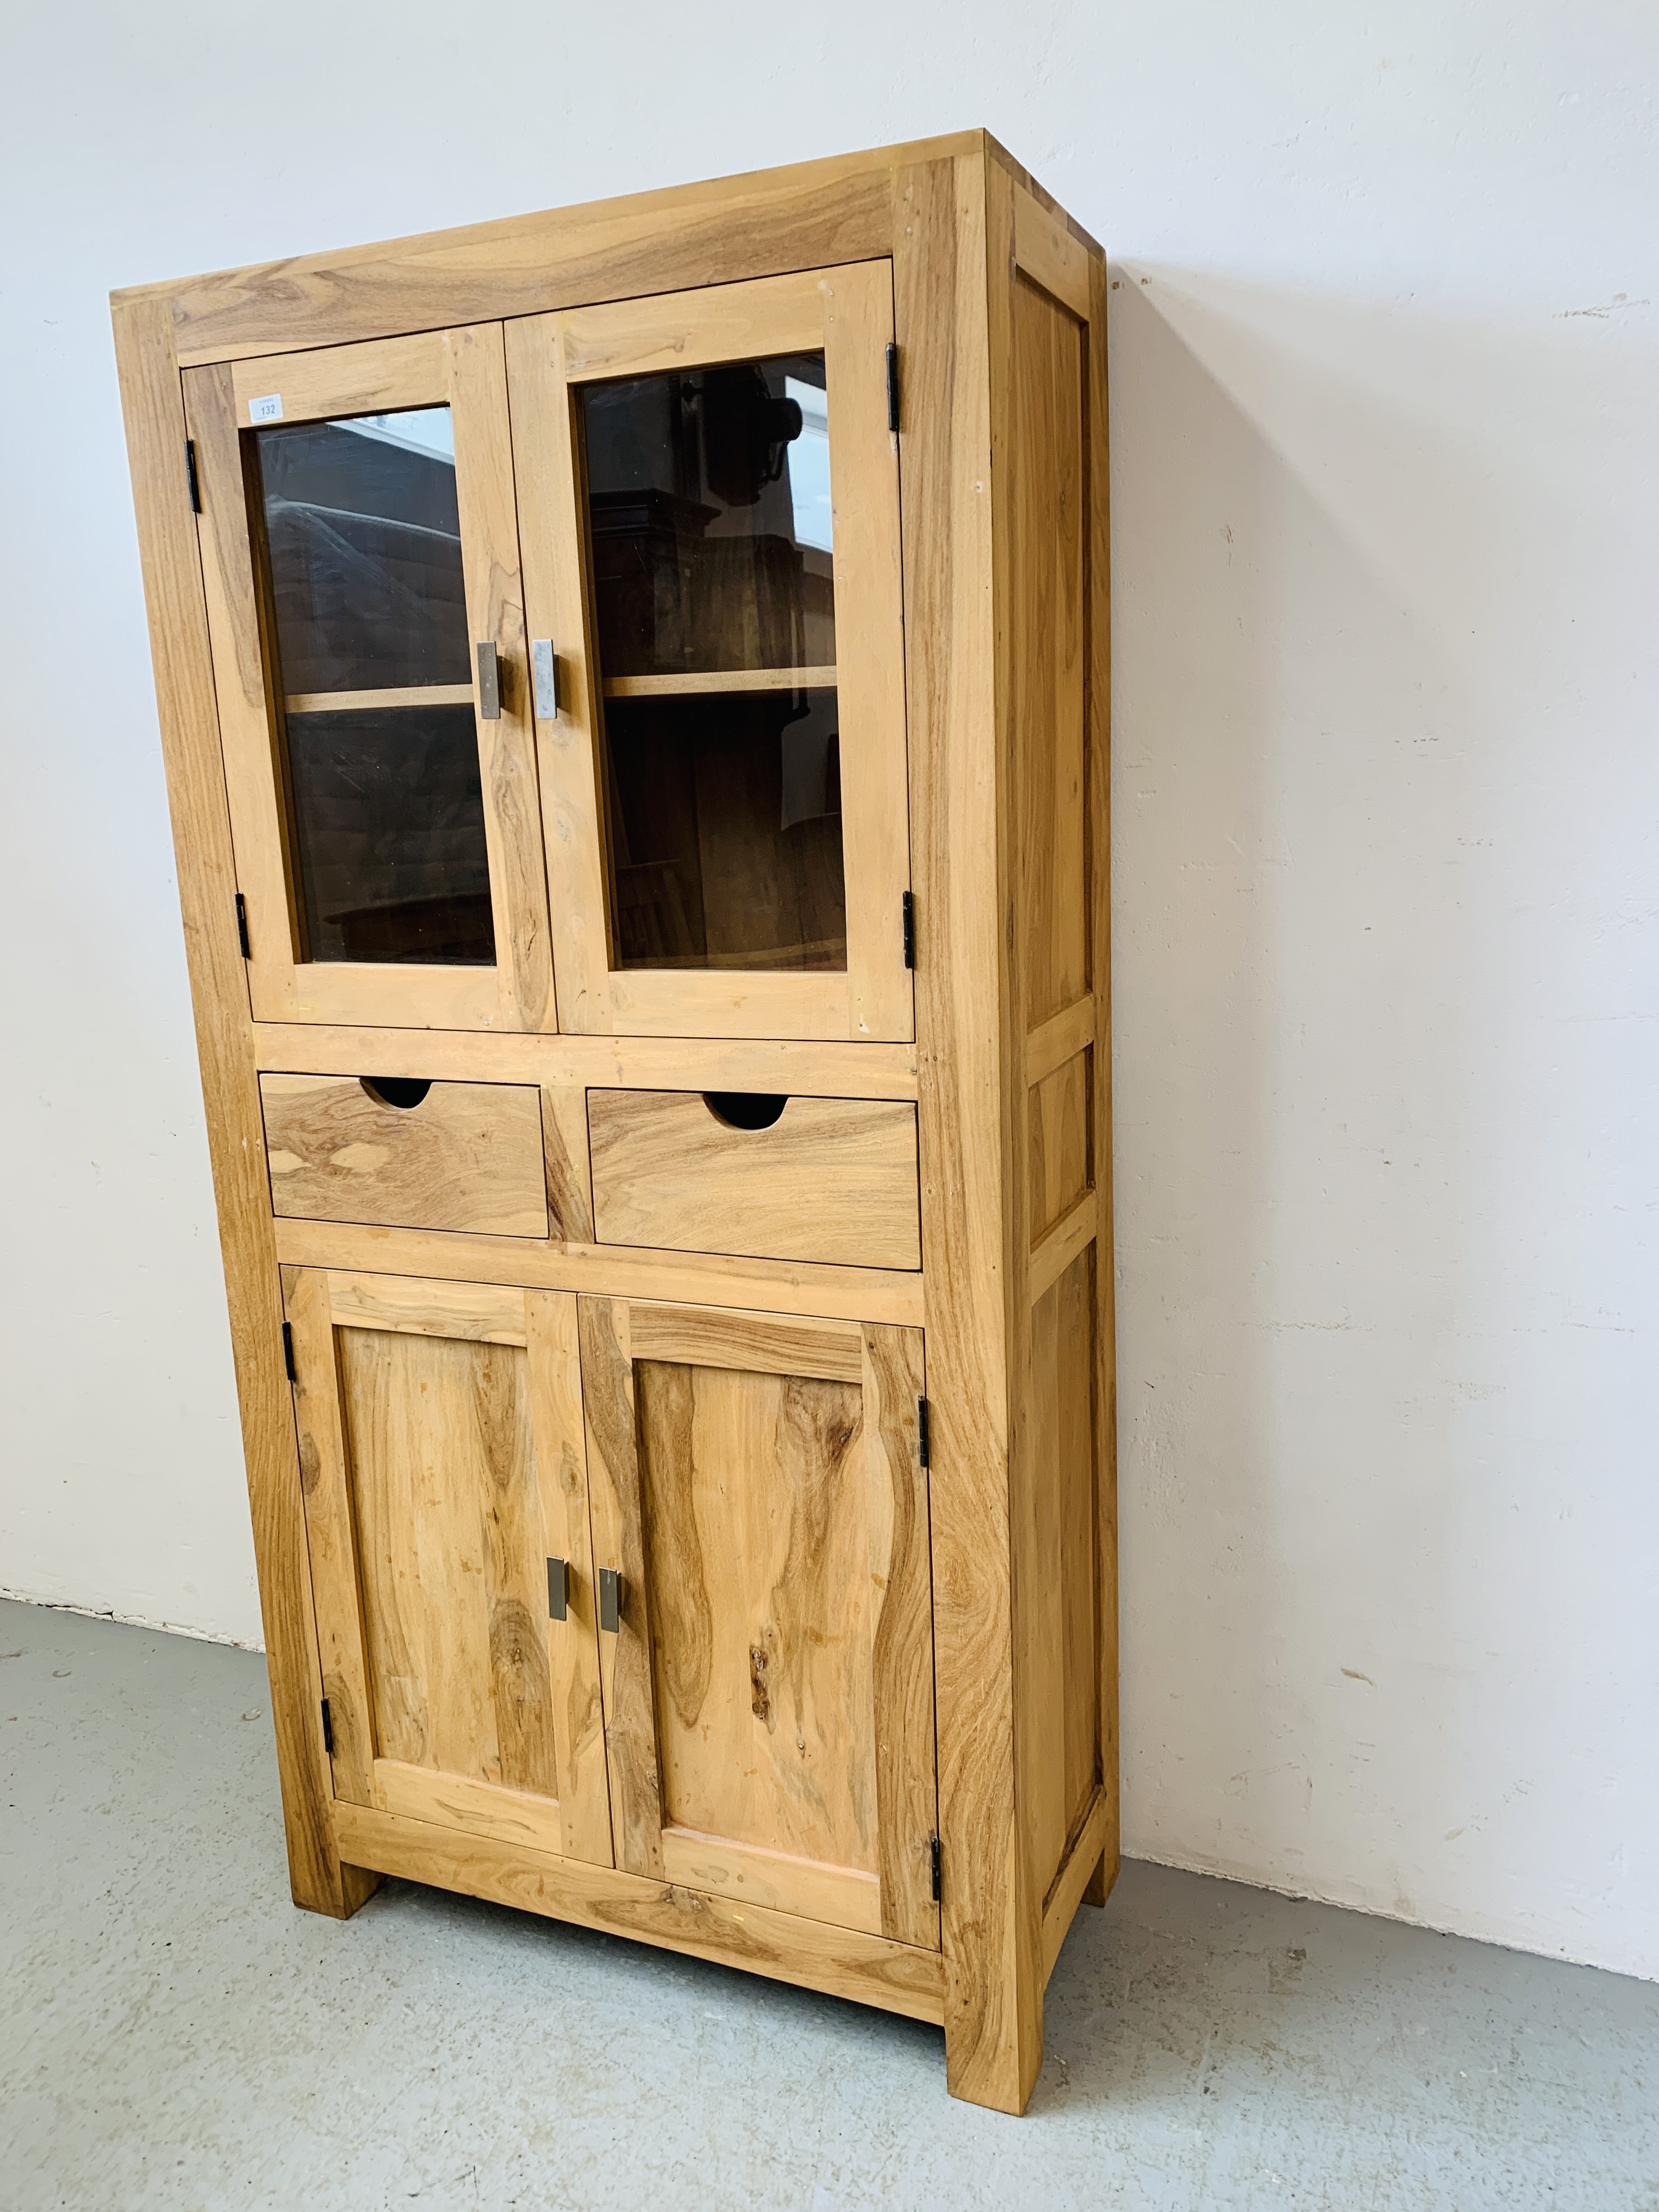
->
[112,131,1115,2114]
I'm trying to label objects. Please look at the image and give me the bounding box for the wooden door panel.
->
[284,1271,612,1866]
[578,1295,940,1946]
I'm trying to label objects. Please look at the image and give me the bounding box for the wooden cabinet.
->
[114,132,1114,2114]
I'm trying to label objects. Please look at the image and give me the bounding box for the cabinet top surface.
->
[109,129,1100,363]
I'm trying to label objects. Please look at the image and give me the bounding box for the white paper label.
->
[247,393,284,424]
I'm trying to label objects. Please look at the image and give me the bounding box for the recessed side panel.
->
[1011,273,1088,1029]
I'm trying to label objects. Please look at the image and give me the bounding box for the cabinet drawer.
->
[260,1075,548,1238]
[588,1091,920,1270]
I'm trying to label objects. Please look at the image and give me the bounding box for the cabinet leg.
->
[1082,1846,1118,1909]
[339,1862,384,1916]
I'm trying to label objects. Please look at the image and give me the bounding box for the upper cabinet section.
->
[508,264,914,1042]
[185,266,912,1041]
[185,328,554,1032]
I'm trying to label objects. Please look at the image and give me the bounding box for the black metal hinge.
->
[184,438,202,514]
[902,890,916,969]
[235,892,251,958]
[320,1697,335,1756]
[930,1835,942,1903]
[886,343,900,434]
[281,1322,296,1382]
[917,1396,931,1468]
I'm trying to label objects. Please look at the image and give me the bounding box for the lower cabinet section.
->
[283,1268,940,1957]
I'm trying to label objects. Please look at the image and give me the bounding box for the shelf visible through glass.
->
[254,405,494,966]
[579,353,847,973]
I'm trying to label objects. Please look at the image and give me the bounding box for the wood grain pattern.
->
[627,1302,864,1385]
[894,148,1030,2109]
[114,292,369,1919]
[252,1022,921,1102]
[588,1090,921,1271]
[603,665,838,699]
[575,1297,938,1945]
[154,151,918,364]
[1028,1048,1092,1245]
[231,331,449,421]
[261,1075,548,1237]
[1024,993,1094,1088]
[638,1356,875,1872]
[1023,1251,1099,1914]
[332,1799,946,2023]
[325,1272,528,1345]
[577,1296,665,1880]
[526,1289,613,1863]
[658,1827,882,1934]
[1040,1785,1110,1980]
[285,684,475,715]
[1011,186,1092,321]
[540,1085,594,1243]
[273,1216,927,1329]
[340,1323,558,1795]
[285,1267,376,1807]
[864,1324,941,1948]
[1011,273,1088,1030]
[1085,246,1121,1914]
[1029,1189,1097,1307]
[560,267,830,380]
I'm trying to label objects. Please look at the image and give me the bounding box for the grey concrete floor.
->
[2,1598,1655,2211]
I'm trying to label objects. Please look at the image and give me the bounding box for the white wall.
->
[3,1,1655,1979]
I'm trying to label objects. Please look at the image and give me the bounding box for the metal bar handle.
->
[475,640,501,720]
[598,1567,624,1634]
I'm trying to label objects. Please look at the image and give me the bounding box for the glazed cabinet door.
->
[284,1270,612,1864]
[506,263,913,1041]
[184,331,554,1031]
[577,1296,940,1947]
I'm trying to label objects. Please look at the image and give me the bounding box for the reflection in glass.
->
[257,409,469,694]
[579,356,835,678]
[605,688,844,970]
[253,408,494,966]
[284,705,494,966]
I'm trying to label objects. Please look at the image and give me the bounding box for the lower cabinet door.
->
[284,1268,613,1867]
[577,1295,941,1949]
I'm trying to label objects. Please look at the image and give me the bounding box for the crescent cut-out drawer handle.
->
[702,1092,787,1131]
[360,1077,432,1111]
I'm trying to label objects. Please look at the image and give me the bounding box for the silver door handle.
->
[531,639,561,720]
[476,641,501,720]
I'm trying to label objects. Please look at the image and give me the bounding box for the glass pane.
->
[258,410,470,692]
[253,407,494,966]
[284,705,494,964]
[579,352,847,975]
[580,356,834,678]
[605,688,844,971]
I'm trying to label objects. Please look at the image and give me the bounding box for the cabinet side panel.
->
[1010,275,1088,1028]
[898,146,1038,2114]
[111,292,364,1917]
[1023,1247,1100,1905]
[1007,213,1117,1964]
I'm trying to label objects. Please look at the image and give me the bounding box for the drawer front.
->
[588,1091,921,1270]
[261,1075,548,1238]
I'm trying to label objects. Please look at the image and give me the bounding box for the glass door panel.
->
[507,264,912,1041]
[255,407,494,967]
[579,357,845,975]
[184,326,554,1032]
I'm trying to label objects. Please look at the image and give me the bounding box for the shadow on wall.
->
[1106,269,1659,1974]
